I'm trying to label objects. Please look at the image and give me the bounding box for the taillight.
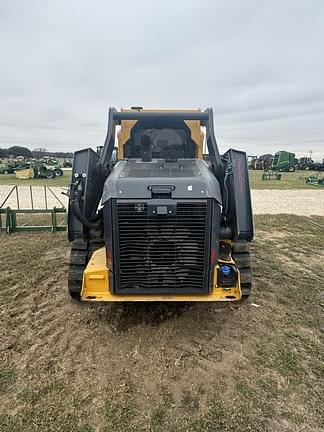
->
[217,264,238,288]
[210,248,216,266]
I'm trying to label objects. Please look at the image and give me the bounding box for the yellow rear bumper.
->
[81,247,242,301]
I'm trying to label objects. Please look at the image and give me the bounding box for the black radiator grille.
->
[114,201,210,293]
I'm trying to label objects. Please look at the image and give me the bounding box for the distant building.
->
[33,147,48,153]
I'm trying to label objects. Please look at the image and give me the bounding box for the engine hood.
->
[101,159,222,204]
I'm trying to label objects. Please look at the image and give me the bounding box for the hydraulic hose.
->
[69,180,100,229]
[220,156,233,218]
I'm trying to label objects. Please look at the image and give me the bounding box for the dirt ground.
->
[1,215,323,431]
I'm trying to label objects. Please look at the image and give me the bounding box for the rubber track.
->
[68,239,105,301]
[68,239,88,300]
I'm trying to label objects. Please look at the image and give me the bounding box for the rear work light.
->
[217,264,238,288]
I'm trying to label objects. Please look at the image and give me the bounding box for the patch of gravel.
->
[0,186,68,209]
[0,186,323,216]
[251,189,324,216]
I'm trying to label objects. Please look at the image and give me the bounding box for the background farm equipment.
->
[262,169,282,181]
[261,150,296,181]
[36,158,64,176]
[296,157,314,170]
[63,159,73,168]
[247,155,258,169]
[253,154,274,170]
[0,157,65,178]
[272,151,296,172]
[0,160,30,174]
[14,162,63,179]
[295,157,324,171]
[312,160,324,172]
[33,163,63,179]
[305,174,324,187]
[0,162,10,174]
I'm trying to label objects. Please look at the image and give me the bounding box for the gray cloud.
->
[0,0,324,159]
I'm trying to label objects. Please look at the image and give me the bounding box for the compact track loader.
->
[68,108,253,302]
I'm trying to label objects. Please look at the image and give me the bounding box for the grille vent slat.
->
[114,201,210,293]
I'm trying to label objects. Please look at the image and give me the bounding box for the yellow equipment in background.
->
[15,168,34,179]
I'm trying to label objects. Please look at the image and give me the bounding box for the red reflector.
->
[210,248,216,265]
[107,248,112,260]
[106,247,112,269]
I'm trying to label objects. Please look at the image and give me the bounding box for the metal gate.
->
[0,186,67,233]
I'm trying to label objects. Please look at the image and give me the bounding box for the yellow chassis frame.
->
[81,245,242,302]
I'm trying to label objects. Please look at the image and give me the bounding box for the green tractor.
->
[33,164,55,179]
[15,162,63,179]
[37,158,64,176]
[33,163,63,178]
[0,161,9,174]
[63,159,73,168]
[52,166,63,177]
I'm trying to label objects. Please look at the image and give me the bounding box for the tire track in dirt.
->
[2,220,323,430]
[1,242,252,428]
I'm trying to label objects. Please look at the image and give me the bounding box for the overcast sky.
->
[1,0,324,160]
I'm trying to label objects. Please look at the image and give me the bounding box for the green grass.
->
[0,170,71,186]
[0,365,17,394]
[0,215,323,431]
[248,169,322,189]
[0,386,94,432]
[0,231,67,299]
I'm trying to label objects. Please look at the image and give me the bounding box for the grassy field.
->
[0,169,322,190]
[0,170,71,187]
[248,169,321,189]
[0,215,323,431]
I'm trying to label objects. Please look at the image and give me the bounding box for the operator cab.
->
[123,121,197,161]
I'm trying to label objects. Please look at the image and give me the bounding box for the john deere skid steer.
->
[68,108,253,301]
